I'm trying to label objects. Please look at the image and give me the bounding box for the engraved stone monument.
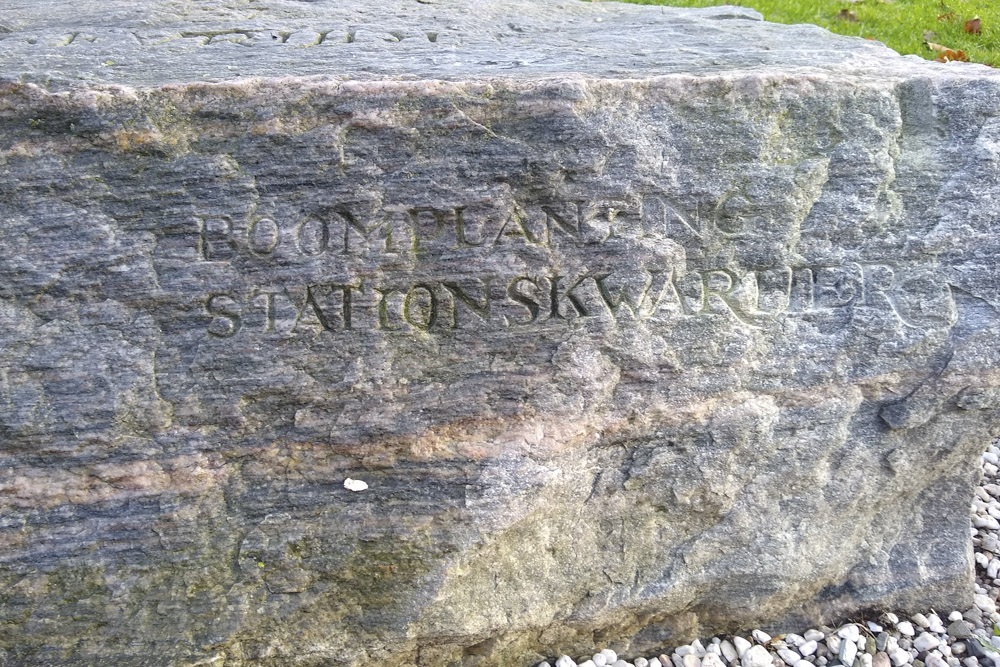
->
[2,0,1000,664]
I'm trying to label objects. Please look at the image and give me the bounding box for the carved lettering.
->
[699,269,763,327]
[492,206,544,246]
[190,198,959,339]
[812,264,861,310]
[203,261,957,338]
[376,287,403,331]
[336,204,399,254]
[408,207,450,253]
[251,288,279,333]
[293,285,337,332]
[247,217,279,256]
[452,207,484,248]
[206,294,242,338]
[507,276,541,324]
[542,202,583,243]
[548,274,590,320]
[443,280,491,328]
[403,284,438,330]
[199,217,237,261]
[296,217,331,257]
[594,270,667,321]
[335,283,362,330]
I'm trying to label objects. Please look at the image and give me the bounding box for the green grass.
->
[614,0,1000,66]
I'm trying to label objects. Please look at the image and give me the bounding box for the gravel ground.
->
[535,444,1000,667]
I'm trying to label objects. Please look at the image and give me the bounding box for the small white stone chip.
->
[745,645,774,667]
[344,477,369,492]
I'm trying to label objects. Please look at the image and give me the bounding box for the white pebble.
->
[868,622,884,633]
[602,650,619,664]
[839,626,861,642]
[951,612,965,622]
[745,646,773,667]
[579,662,597,667]
[636,660,649,667]
[913,614,931,629]
[989,560,1000,580]
[786,635,806,648]
[678,648,694,658]
[754,631,773,645]
[704,653,726,667]
[897,622,916,637]
[735,637,753,659]
[890,648,911,667]
[913,633,940,652]
[593,655,607,667]
[649,660,663,667]
[343,477,368,492]
[708,644,721,656]
[975,594,997,615]
[805,630,825,643]
[612,662,629,667]
[885,614,900,625]
[556,657,577,667]
[684,654,702,667]
[694,641,708,657]
[722,641,738,662]
[778,649,801,665]
[800,641,818,657]
[926,655,949,667]
[860,654,873,667]
[826,636,841,654]
[840,638,858,667]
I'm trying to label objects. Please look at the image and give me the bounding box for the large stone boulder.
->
[2,1,1000,664]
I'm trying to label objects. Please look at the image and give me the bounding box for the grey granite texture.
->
[2,0,1000,665]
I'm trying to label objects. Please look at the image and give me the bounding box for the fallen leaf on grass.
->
[937,11,956,21]
[965,17,982,34]
[837,9,858,21]
[926,41,969,61]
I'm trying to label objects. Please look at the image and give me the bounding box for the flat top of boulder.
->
[0,0,986,91]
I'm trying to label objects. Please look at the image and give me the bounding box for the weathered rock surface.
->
[2,1,1000,665]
